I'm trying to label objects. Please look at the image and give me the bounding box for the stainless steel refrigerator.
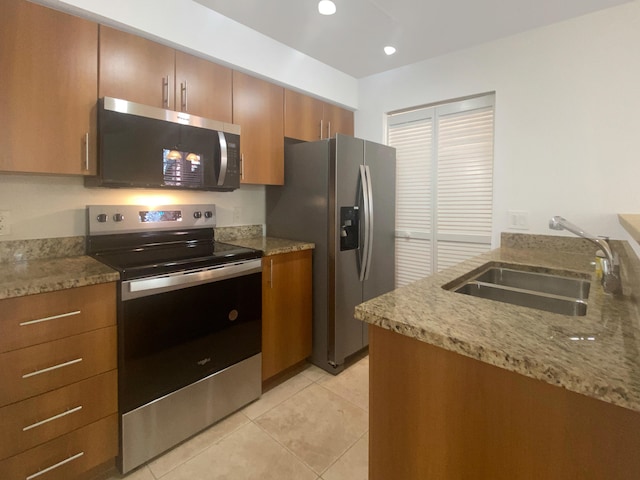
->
[266,134,396,374]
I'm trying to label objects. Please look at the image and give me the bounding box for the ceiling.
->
[194,0,630,78]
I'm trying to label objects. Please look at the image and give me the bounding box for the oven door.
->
[118,259,262,414]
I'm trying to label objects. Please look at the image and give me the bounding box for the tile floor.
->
[104,355,369,480]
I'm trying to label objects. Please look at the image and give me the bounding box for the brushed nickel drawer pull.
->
[84,132,90,171]
[26,451,84,480]
[23,405,83,432]
[22,358,83,379]
[19,310,81,327]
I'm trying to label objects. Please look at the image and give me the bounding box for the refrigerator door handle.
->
[359,165,371,282]
[364,164,374,281]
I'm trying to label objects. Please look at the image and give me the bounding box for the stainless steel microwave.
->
[86,97,241,191]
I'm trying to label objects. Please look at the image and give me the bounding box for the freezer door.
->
[332,135,367,368]
[267,140,331,372]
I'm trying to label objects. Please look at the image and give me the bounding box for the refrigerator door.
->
[362,140,396,346]
[331,135,366,368]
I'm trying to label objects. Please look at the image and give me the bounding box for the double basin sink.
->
[444,264,591,316]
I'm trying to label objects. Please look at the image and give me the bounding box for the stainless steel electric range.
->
[86,204,262,473]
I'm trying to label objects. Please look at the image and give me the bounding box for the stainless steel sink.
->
[445,265,591,316]
[473,267,590,300]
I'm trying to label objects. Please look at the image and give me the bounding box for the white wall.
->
[0,175,265,240]
[356,1,640,253]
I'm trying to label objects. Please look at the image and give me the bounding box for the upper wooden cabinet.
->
[284,89,354,142]
[323,101,355,139]
[233,71,284,185]
[0,0,98,175]
[99,26,232,121]
[174,51,232,122]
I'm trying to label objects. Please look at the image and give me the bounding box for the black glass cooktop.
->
[87,228,262,280]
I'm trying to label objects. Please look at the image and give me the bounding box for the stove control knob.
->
[204,211,213,219]
[96,213,108,223]
[113,213,125,222]
[193,211,202,219]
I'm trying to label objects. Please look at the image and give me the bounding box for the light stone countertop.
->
[355,234,640,413]
[0,255,120,300]
[619,214,640,244]
[226,236,315,257]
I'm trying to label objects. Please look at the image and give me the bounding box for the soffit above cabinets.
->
[194,0,631,78]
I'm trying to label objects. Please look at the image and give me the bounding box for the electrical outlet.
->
[233,207,242,223]
[0,210,11,235]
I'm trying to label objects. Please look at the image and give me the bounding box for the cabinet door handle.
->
[23,405,83,432]
[327,121,331,139]
[26,452,84,480]
[180,81,188,112]
[22,358,83,379]
[20,310,81,327]
[84,132,89,171]
[162,76,170,108]
[320,119,323,140]
[269,258,273,288]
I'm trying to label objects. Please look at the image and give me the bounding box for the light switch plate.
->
[507,210,529,230]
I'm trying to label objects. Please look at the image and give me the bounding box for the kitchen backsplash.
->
[0,236,85,264]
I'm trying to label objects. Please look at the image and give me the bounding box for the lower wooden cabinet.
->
[0,283,118,479]
[0,414,117,480]
[262,250,313,381]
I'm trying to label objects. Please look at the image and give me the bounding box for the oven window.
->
[119,272,261,413]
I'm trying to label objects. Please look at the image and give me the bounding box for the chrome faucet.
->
[549,216,621,294]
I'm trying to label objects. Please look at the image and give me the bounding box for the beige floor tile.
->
[161,422,317,480]
[242,371,312,420]
[318,355,369,411]
[322,432,369,480]
[147,410,250,478]
[299,362,334,382]
[103,464,155,480]
[255,383,368,475]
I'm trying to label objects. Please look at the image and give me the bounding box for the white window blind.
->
[389,94,494,287]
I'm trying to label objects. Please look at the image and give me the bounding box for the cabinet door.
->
[99,25,175,109]
[232,71,284,185]
[284,89,324,142]
[175,51,232,121]
[262,250,313,381]
[323,102,354,138]
[0,0,98,175]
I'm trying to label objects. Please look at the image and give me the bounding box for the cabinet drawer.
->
[0,283,116,353]
[0,414,117,480]
[0,327,117,407]
[0,370,117,460]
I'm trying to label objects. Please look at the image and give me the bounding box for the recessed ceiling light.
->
[384,46,397,56]
[318,0,336,15]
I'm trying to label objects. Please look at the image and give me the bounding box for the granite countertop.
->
[226,236,315,256]
[619,214,640,244]
[355,234,640,413]
[0,255,120,300]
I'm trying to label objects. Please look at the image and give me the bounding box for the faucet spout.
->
[549,216,621,295]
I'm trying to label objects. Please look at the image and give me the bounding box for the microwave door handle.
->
[217,131,228,186]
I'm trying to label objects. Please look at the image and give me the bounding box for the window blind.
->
[389,94,494,287]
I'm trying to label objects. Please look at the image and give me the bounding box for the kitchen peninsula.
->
[356,233,640,480]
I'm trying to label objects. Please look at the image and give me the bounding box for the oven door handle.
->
[122,259,262,300]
